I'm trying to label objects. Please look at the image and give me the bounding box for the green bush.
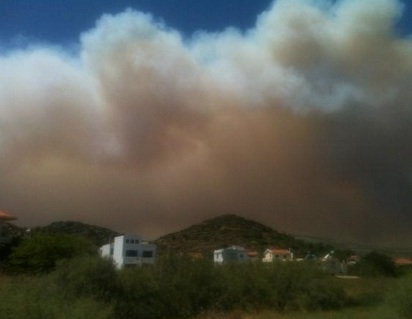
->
[0,254,348,318]
[51,255,119,302]
[113,254,224,319]
[263,262,346,311]
[351,251,398,277]
[7,233,96,274]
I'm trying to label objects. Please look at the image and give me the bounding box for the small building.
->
[247,250,260,262]
[394,257,412,267]
[0,210,17,243]
[100,234,156,269]
[262,248,293,262]
[213,246,249,264]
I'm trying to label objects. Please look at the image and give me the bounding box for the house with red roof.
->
[394,257,412,267]
[262,248,293,262]
[0,210,17,243]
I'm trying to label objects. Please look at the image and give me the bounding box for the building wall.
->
[214,246,248,264]
[100,243,113,257]
[262,251,274,262]
[100,234,156,269]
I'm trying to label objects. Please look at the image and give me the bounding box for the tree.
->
[352,251,398,277]
[7,233,96,274]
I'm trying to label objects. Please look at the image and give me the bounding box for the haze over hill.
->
[156,214,333,255]
[5,215,332,256]
[6,215,412,257]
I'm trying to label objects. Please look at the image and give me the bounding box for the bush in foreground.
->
[1,255,348,319]
[7,233,96,274]
[112,256,347,318]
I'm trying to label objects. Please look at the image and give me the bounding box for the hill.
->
[33,221,121,247]
[155,214,332,256]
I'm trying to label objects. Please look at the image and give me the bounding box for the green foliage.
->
[113,256,346,318]
[260,262,346,312]
[351,251,398,277]
[7,233,96,274]
[34,221,121,247]
[51,255,119,301]
[0,237,21,266]
[113,254,224,319]
[0,254,349,319]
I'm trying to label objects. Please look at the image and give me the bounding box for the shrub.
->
[114,254,224,319]
[1,254,348,318]
[263,262,346,311]
[351,251,398,277]
[7,233,96,274]
[50,255,119,302]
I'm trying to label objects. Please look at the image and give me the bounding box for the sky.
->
[1,0,412,246]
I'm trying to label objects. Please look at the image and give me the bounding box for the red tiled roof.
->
[247,251,259,257]
[0,210,17,221]
[394,258,412,266]
[268,248,290,255]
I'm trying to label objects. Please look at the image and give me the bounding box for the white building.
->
[100,234,157,269]
[213,246,249,264]
[0,210,16,243]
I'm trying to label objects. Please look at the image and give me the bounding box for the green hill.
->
[155,214,331,256]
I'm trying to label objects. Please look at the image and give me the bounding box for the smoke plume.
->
[1,0,412,245]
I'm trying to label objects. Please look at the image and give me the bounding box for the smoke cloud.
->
[1,0,412,245]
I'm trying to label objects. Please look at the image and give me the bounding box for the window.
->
[142,251,153,258]
[125,250,138,257]
[126,239,130,244]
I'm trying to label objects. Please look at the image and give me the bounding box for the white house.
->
[262,248,293,262]
[213,246,249,264]
[0,210,17,243]
[100,234,157,269]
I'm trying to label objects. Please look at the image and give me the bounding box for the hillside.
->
[155,214,331,256]
[33,221,121,247]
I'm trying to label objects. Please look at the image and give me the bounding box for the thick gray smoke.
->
[1,0,412,245]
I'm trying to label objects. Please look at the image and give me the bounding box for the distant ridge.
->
[155,214,325,256]
[33,221,121,247]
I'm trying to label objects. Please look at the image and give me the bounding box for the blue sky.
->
[1,0,411,47]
